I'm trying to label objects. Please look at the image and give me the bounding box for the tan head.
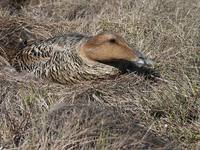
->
[79,33,153,70]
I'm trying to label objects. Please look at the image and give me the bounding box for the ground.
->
[0,0,199,149]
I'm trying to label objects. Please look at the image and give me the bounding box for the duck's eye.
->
[109,38,116,43]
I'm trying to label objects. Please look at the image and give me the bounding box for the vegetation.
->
[0,0,199,149]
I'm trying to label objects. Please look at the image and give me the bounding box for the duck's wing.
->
[12,33,86,72]
[12,40,66,72]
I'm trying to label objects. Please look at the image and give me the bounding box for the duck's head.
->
[79,33,154,73]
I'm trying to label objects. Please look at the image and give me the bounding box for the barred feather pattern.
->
[12,33,120,84]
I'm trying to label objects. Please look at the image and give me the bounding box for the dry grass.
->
[0,0,199,149]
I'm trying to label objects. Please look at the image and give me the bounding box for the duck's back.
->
[12,33,88,83]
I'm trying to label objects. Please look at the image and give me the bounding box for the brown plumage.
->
[11,32,153,84]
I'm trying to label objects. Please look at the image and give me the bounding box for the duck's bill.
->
[132,49,154,68]
[135,58,154,68]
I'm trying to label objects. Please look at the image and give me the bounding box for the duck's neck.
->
[39,35,121,84]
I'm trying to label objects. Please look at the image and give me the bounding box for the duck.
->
[11,32,154,84]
